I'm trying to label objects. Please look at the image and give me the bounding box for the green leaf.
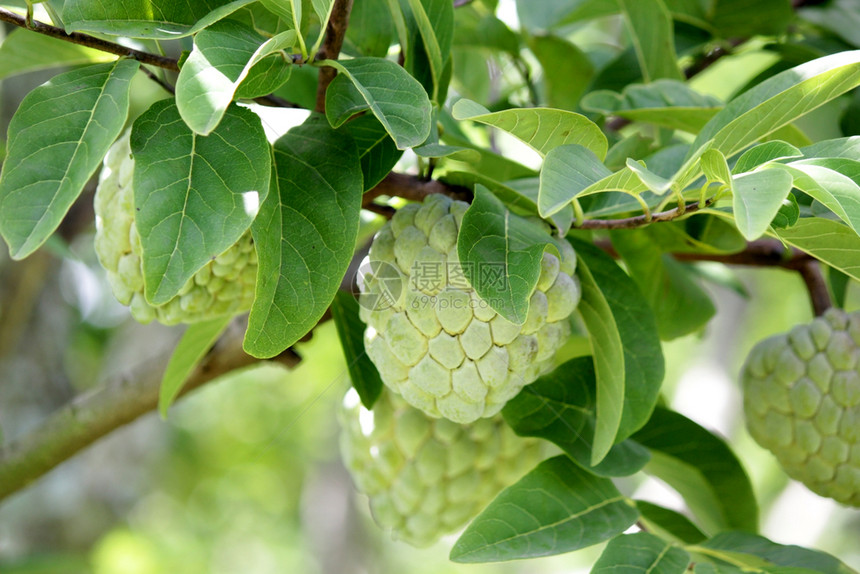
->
[244,116,362,358]
[344,0,395,57]
[684,51,860,184]
[450,455,639,563]
[575,257,625,466]
[771,194,800,229]
[503,357,651,477]
[732,168,794,240]
[635,501,707,544]
[773,218,860,282]
[617,0,683,82]
[404,0,453,102]
[632,407,759,534]
[0,28,115,80]
[516,0,616,32]
[582,80,721,134]
[61,0,257,38]
[0,60,139,260]
[454,13,520,55]
[324,57,432,150]
[539,145,612,218]
[610,230,715,340]
[697,532,858,574]
[233,53,294,99]
[573,239,665,442]
[799,136,860,160]
[342,115,402,191]
[732,141,802,174]
[131,100,271,305]
[592,532,691,574]
[710,0,793,38]
[528,34,594,110]
[701,149,732,187]
[452,99,608,159]
[457,187,556,324]
[159,315,232,417]
[331,291,383,409]
[626,158,674,195]
[176,20,296,135]
[769,160,860,235]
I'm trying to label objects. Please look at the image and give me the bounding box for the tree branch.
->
[363,172,473,208]
[0,319,300,502]
[0,7,180,71]
[315,0,354,113]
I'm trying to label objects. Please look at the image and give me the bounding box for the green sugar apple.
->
[358,194,581,424]
[94,131,257,325]
[339,387,543,547]
[741,308,860,506]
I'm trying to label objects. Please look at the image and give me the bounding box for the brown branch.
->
[315,0,354,113]
[139,66,175,94]
[789,260,833,316]
[0,7,180,71]
[0,318,300,502]
[363,172,474,208]
[577,200,709,230]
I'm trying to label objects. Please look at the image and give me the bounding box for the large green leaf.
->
[457,187,556,324]
[331,291,383,409]
[344,0,395,57]
[539,144,612,218]
[773,218,860,282]
[342,115,402,191]
[632,408,759,535]
[244,116,362,358]
[61,0,256,38]
[573,240,665,442]
[324,57,432,150]
[582,80,721,134]
[159,316,232,417]
[0,60,139,260]
[732,168,794,240]
[575,256,625,466]
[682,51,860,186]
[592,532,691,574]
[610,230,715,340]
[696,532,857,574]
[452,99,608,159]
[503,357,651,477]
[768,159,860,235]
[617,0,683,82]
[635,501,707,544]
[710,0,793,38]
[403,0,453,102]
[450,455,639,563]
[528,34,594,110]
[0,28,116,80]
[131,100,271,305]
[176,20,295,135]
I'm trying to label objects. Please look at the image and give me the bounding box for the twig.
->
[789,260,833,316]
[0,318,300,502]
[577,199,709,230]
[139,66,175,94]
[315,0,354,113]
[0,7,180,71]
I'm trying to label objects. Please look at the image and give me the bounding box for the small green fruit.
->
[741,308,860,506]
[339,388,543,547]
[359,194,580,423]
[94,131,256,325]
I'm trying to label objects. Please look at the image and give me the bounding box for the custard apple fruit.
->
[94,131,257,325]
[358,194,580,424]
[339,387,543,547]
[741,308,860,506]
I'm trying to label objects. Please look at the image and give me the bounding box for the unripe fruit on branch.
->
[94,131,256,325]
[741,308,860,506]
[358,194,580,424]
[339,388,543,547]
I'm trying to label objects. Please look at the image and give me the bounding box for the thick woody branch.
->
[363,172,473,208]
[0,319,300,502]
[0,7,180,71]
[315,0,354,113]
